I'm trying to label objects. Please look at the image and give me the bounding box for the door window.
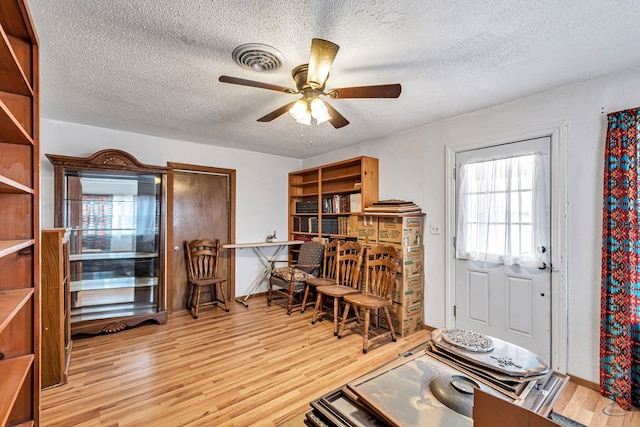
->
[456,153,549,268]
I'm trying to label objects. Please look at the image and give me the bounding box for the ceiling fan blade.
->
[257,101,297,122]
[219,75,296,94]
[307,39,339,90]
[329,84,402,99]
[323,101,349,129]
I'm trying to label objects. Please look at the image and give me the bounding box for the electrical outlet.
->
[430,224,441,234]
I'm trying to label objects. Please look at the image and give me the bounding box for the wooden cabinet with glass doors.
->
[289,156,378,244]
[47,149,168,336]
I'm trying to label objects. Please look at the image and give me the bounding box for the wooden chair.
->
[268,240,324,314]
[184,238,229,319]
[338,245,400,353]
[301,239,343,313]
[312,241,364,336]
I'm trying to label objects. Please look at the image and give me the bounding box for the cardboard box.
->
[391,272,424,304]
[377,215,424,246]
[387,245,424,303]
[380,302,424,337]
[357,216,378,243]
[401,245,424,276]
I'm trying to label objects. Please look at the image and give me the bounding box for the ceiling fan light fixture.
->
[310,98,330,124]
[289,99,310,124]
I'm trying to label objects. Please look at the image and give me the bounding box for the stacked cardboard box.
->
[357,213,425,337]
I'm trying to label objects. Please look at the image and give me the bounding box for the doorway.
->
[166,163,236,313]
[444,122,568,371]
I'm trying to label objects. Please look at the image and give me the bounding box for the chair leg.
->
[332,296,340,336]
[286,282,295,315]
[211,284,217,307]
[189,285,198,318]
[362,309,371,354]
[217,282,230,312]
[267,280,273,306]
[338,303,351,339]
[193,286,202,319]
[311,293,323,324]
[301,284,311,313]
[383,306,397,342]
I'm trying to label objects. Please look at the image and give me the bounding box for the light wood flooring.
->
[42,296,639,426]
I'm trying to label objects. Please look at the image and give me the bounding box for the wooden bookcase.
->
[41,229,72,389]
[0,0,40,425]
[289,156,378,243]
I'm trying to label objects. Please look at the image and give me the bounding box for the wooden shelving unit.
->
[0,0,40,425]
[288,156,378,243]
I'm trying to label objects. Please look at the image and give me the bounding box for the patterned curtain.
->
[601,107,640,410]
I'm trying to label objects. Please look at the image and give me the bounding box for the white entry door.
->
[454,137,552,362]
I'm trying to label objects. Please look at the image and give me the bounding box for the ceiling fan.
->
[219,38,401,129]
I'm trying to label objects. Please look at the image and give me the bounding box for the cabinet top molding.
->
[46,149,169,174]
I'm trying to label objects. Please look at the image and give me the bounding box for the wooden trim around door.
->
[166,162,236,314]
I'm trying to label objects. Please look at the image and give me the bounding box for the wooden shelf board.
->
[70,251,158,262]
[321,172,361,183]
[0,174,32,194]
[70,277,158,292]
[71,305,157,322]
[0,288,32,333]
[0,355,33,427]
[0,99,32,145]
[0,239,33,258]
[0,26,32,96]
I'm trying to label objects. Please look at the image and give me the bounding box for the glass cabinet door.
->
[65,171,161,322]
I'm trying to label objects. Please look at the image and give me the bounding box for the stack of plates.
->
[427,328,549,395]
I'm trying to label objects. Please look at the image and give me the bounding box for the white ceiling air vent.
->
[232,43,285,72]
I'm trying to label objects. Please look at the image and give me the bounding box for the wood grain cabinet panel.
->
[41,229,72,389]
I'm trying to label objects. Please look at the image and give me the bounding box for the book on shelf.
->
[322,194,354,213]
[296,200,318,213]
[349,193,362,212]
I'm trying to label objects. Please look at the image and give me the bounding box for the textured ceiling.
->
[27,0,640,159]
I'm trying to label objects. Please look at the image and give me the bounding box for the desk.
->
[223,240,302,307]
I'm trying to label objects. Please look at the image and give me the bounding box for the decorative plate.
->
[431,328,549,377]
[442,328,494,352]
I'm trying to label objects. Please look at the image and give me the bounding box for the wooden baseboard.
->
[422,324,436,333]
[566,373,599,392]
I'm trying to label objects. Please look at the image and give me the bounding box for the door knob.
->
[174,246,180,251]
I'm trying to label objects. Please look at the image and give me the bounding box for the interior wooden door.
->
[167,164,235,313]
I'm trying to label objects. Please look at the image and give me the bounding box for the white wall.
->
[40,120,302,297]
[304,65,640,384]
